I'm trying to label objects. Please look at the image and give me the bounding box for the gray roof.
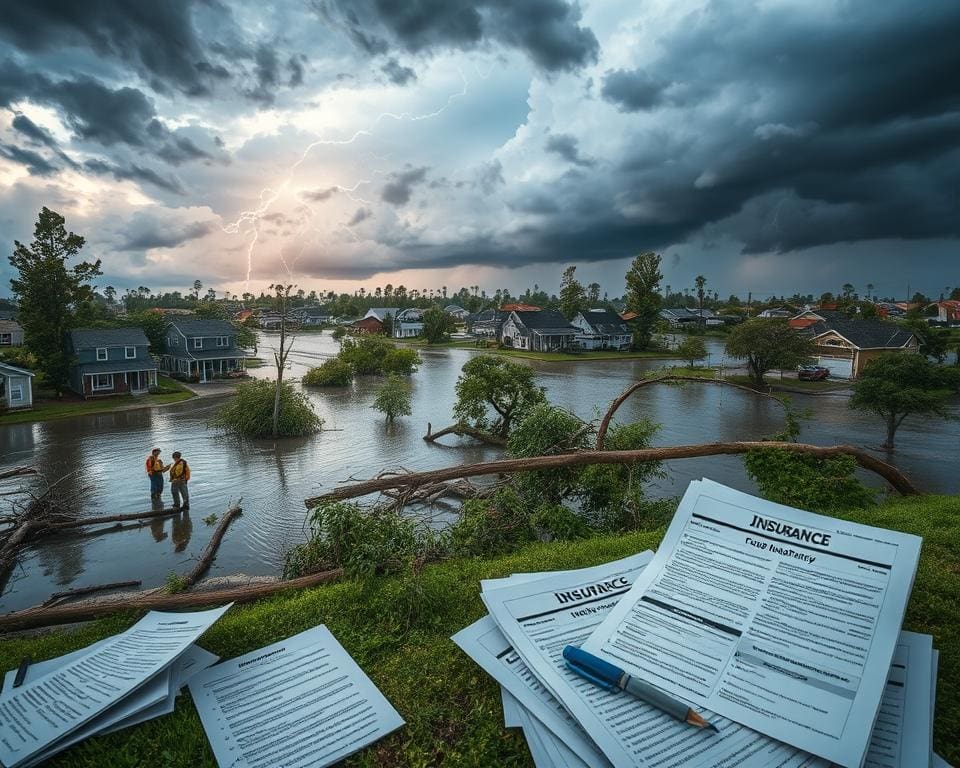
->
[0,310,18,321]
[512,310,577,334]
[809,319,916,349]
[167,319,238,337]
[69,328,150,349]
[0,361,34,376]
[365,308,401,320]
[168,348,248,360]
[74,360,158,376]
[576,310,630,335]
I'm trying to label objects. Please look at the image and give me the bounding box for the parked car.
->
[797,365,830,381]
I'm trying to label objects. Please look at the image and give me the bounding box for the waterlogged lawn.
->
[1,495,958,766]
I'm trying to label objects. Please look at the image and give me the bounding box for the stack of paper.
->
[453,479,953,768]
[0,605,228,767]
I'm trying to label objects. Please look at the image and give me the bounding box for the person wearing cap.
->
[169,451,191,511]
[145,448,167,500]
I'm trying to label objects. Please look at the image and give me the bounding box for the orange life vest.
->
[145,456,163,475]
[170,459,190,482]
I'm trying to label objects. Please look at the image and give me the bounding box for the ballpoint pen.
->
[563,645,720,733]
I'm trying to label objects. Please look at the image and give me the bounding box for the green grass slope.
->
[1,495,957,767]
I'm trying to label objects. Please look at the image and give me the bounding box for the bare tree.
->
[270,283,300,439]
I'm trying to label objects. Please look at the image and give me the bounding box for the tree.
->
[841,283,855,300]
[8,207,102,394]
[381,312,394,338]
[104,285,116,304]
[421,306,455,343]
[850,353,959,450]
[126,311,167,354]
[675,336,708,368]
[694,275,707,326]
[193,280,202,299]
[303,359,354,386]
[624,252,663,350]
[453,355,547,438]
[725,319,815,388]
[212,379,321,438]
[905,319,949,363]
[194,301,228,319]
[587,282,601,304]
[372,374,413,422]
[270,284,299,439]
[951,287,960,301]
[558,266,586,320]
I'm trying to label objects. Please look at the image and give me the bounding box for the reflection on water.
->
[1,331,957,611]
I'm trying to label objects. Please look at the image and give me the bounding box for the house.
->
[659,308,705,327]
[302,307,333,326]
[619,310,638,322]
[67,328,158,397]
[444,304,470,321]
[757,307,794,318]
[927,301,960,326]
[0,361,34,410]
[500,303,541,312]
[352,316,384,334]
[501,310,578,352]
[805,318,919,379]
[571,309,633,350]
[789,308,848,330]
[162,319,248,383]
[0,311,23,347]
[392,308,424,338]
[469,309,508,338]
[364,308,401,324]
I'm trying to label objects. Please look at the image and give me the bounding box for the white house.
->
[757,307,794,318]
[0,312,24,347]
[444,304,470,321]
[393,308,424,338]
[501,310,578,351]
[0,361,34,410]
[570,309,633,350]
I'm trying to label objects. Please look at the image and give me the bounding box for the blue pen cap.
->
[562,645,625,687]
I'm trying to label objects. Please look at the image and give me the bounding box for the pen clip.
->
[565,661,620,692]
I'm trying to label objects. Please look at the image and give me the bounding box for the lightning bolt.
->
[224,69,470,290]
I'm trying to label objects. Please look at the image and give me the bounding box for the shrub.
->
[210,379,322,438]
[339,335,394,375]
[530,504,592,542]
[449,488,534,557]
[373,374,412,421]
[744,450,877,513]
[382,347,421,375]
[331,326,347,341]
[303,358,354,386]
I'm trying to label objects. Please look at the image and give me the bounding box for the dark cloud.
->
[381,58,416,86]
[381,166,428,205]
[11,114,57,148]
[348,207,372,225]
[83,158,185,195]
[320,0,598,71]
[544,133,594,167]
[600,69,669,112]
[247,44,280,105]
[287,54,307,87]
[476,160,505,194]
[0,143,58,175]
[120,218,214,250]
[301,186,339,202]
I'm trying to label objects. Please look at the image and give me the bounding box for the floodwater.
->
[1,333,957,612]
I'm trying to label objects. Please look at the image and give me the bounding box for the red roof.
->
[501,303,541,312]
[619,311,638,321]
[789,318,819,329]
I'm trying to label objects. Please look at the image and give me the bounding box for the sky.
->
[0,0,957,301]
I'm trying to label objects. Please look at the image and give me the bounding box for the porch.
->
[167,356,247,383]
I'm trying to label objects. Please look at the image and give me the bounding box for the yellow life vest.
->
[170,459,190,482]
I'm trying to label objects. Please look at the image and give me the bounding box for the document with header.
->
[188,624,404,768]
[584,479,922,768]
[0,604,230,768]
[481,551,827,768]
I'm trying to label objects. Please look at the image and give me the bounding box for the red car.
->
[797,365,830,381]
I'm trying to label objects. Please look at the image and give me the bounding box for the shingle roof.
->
[577,310,630,335]
[809,319,916,349]
[365,308,401,320]
[512,310,577,333]
[69,328,150,349]
[167,319,238,336]
[0,310,18,321]
[74,360,158,376]
[0,361,34,376]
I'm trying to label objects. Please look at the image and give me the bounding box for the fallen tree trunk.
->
[305,441,920,507]
[45,507,188,531]
[0,568,344,632]
[42,580,143,607]
[596,375,787,450]
[423,422,507,447]
[0,467,38,482]
[180,506,242,590]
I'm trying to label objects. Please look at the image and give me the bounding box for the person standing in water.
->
[145,448,167,500]
[169,451,191,511]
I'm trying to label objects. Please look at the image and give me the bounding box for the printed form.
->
[0,604,230,768]
[188,624,404,768]
[480,551,827,768]
[584,480,922,768]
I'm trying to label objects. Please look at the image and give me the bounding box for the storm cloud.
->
[381,166,428,206]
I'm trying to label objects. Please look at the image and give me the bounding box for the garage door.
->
[818,357,853,379]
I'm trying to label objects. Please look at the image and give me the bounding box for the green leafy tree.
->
[507,404,591,505]
[624,252,663,349]
[850,353,960,450]
[126,311,168,354]
[211,379,321,438]
[586,282,601,304]
[8,207,102,394]
[694,274,707,325]
[675,336,708,368]
[303,358,353,386]
[382,347,421,375]
[905,319,949,363]
[453,355,547,438]
[381,312,394,338]
[372,373,413,422]
[724,319,815,388]
[193,279,202,299]
[559,266,586,320]
[194,301,228,319]
[421,306,455,343]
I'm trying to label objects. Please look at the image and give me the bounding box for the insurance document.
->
[188,624,404,768]
[0,604,230,768]
[583,479,922,768]
[481,551,826,768]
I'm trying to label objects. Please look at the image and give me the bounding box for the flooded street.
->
[2,332,958,612]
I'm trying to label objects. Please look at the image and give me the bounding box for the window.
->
[217,336,229,347]
[92,373,113,391]
[0,333,11,346]
[125,346,136,359]
[9,386,22,402]
[96,347,108,361]
[194,337,202,349]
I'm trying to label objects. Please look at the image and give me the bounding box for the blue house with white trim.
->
[67,328,158,398]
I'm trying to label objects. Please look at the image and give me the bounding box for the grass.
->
[725,374,851,393]
[0,376,194,425]
[1,494,957,766]
[393,337,678,362]
[242,357,265,368]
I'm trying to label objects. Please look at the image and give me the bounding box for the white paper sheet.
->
[519,707,592,768]
[862,631,933,768]
[480,550,826,768]
[188,624,404,768]
[0,604,231,768]
[502,688,522,728]
[583,479,922,767]
[932,755,952,768]
[930,649,938,766]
